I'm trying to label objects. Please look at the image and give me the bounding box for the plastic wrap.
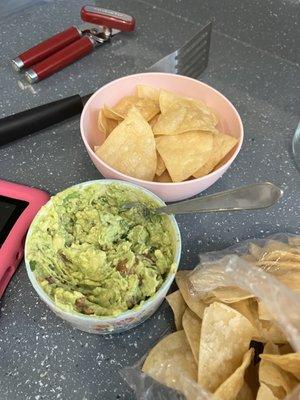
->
[189,234,300,350]
[122,234,300,400]
[121,359,211,400]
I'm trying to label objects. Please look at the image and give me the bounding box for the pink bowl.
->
[80,73,243,202]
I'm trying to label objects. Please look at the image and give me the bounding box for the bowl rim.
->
[25,179,181,323]
[80,72,244,186]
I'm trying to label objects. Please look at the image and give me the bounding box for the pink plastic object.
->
[0,180,49,297]
[80,73,244,202]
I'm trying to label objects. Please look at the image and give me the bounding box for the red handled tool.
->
[11,6,135,83]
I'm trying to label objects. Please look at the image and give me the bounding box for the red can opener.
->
[12,6,135,83]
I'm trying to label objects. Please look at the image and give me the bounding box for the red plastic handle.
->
[18,26,81,69]
[81,6,135,32]
[29,36,94,81]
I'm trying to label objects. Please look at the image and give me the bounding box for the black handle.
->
[0,94,84,146]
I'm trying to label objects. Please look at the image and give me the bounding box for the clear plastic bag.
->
[121,234,300,400]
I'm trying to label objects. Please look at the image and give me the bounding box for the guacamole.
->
[26,183,176,317]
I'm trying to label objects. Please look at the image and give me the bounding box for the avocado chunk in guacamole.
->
[26,184,176,317]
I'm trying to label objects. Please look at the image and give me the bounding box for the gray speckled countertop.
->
[0,0,300,399]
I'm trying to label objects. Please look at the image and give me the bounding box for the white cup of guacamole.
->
[25,180,181,334]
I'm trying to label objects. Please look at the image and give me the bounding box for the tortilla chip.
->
[153,107,216,135]
[105,119,119,136]
[158,89,189,113]
[156,131,213,182]
[236,383,254,400]
[166,290,187,330]
[248,313,287,343]
[211,286,253,304]
[111,95,159,121]
[102,106,123,120]
[258,342,298,398]
[97,109,119,136]
[214,349,254,400]
[98,109,106,133]
[149,113,160,129]
[193,133,238,178]
[230,299,261,339]
[279,344,294,355]
[249,243,263,260]
[257,383,281,400]
[198,302,254,392]
[263,240,300,255]
[255,320,287,344]
[258,300,273,321]
[192,285,255,326]
[176,271,207,318]
[271,273,300,293]
[251,240,300,292]
[95,107,156,181]
[198,287,253,309]
[142,330,197,383]
[257,260,300,272]
[154,170,172,183]
[153,90,217,135]
[159,89,218,126]
[256,260,300,292]
[260,353,300,380]
[137,84,160,104]
[182,308,202,363]
[155,152,166,176]
[260,250,300,263]
[241,253,258,264]
[288,236,300,247]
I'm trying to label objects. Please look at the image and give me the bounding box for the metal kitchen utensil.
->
[147,23,211,78]
[122,182,283,215]
[12,6,135,83]
[0,22,211,146]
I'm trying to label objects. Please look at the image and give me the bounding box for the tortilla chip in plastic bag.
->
[197,302,254,392]
[182,308,202,364]
[142,330,197,383]
[166,290,187,331]
[214,349,254,400]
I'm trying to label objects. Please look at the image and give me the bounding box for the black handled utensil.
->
[0,94,91,146]
[0,22,211,146]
